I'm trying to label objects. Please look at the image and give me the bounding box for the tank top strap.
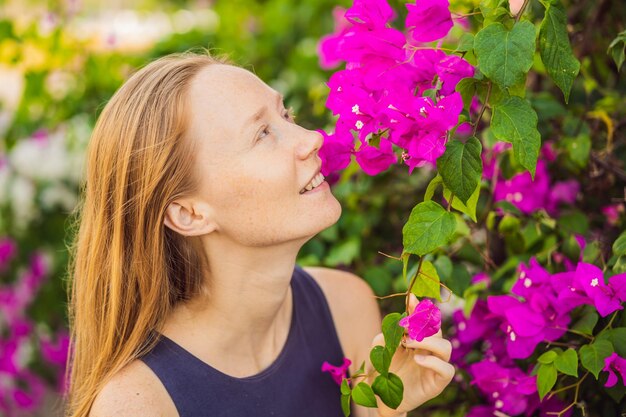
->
[138,264,348,417]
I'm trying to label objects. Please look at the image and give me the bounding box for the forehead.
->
[187,64,274,126]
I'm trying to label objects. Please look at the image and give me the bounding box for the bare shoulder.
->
[89,359,178,417]
[302,266,382,375]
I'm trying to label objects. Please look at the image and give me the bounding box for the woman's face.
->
[183,64,342,247]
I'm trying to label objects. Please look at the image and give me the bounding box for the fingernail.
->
[414,354,427,362]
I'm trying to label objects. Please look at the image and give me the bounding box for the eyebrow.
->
[245,93,284,128]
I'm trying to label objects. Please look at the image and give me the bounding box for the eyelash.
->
[257,106,297,140]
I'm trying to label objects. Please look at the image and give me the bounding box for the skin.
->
[159,64,343,377]
[91,64,454,417]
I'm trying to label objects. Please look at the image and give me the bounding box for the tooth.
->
[305,183,313,191]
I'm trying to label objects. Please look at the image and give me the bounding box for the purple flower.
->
[344,0,396,30]
[399,298,441,342]
[576,263,626,317]
[602,203,624,226]
[355,137,397,175]
[603,352,626,387]
[318,7,353,69]
[0,237,17,271]
[405,0,454,43]
[321,357,352,385]
[469,360,537,415]
[318,127,354,176]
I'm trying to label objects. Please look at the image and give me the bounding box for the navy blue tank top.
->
[139,265,350,417]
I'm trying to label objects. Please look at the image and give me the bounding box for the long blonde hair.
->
[64,50,231,417]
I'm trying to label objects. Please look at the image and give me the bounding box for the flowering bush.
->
[317,0,626,416]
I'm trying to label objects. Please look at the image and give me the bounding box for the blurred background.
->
[0,0,624,416]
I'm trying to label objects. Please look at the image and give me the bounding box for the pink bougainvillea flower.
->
[405,0,453,43]
[602,203,624,226]
[603,352,626,387]
[321,357,352,385]
[355,137,397,175]
[469,360,537,415]
[344,0,396,30]
[318,7,352,69]
[0,237,17,271]
[40,329,70,368]
[318,127,354,177]
[399,298,441,342]
[576,262,626,317]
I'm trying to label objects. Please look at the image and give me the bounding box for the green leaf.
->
[449,263,473,296]
[424,174,444,201]
[437,137,483,205]
[538,0,580,102]
[382,313,405,357]
[537,363,557,400]
[411,260,442,301]
[597,328,626,357]
[607,30,626,71]
[474,21,536,89]
[402,201,456,256]
[341,378,351,395]
[433,255,453,283]
[341,392,351,417]
[554,348,579,377]
[562,133,591,168]
[613,255,626,274]
[352,382,378,408]
[613,231,626,257]
[443,183,480,222]
[479,0,511,26]
[372,373,404,410]
[491,96,541,177]
[538,350,558,364]
[498,214,521,235]
[356,360,366,376]
[456,78,480,109]
[370,345,392,376]
[579,340,614,379]
[456,33,475,52]
[571,306,599,336]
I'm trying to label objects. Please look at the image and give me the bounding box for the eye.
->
[257,125,270,140]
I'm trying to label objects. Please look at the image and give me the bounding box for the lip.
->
[299,166,322,194]
[300,180,329,195]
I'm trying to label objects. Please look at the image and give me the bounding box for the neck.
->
[160,235,305,369]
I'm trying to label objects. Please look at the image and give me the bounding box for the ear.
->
[164,200,217,237]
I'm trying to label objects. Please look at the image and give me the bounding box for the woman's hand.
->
[368,294,455,417]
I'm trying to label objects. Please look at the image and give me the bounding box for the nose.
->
[296,127,324,161]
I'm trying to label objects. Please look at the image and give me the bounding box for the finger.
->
[371,332,385,348]
[409,293,418,313]
[402,336,452,362]
[413,354,455,381]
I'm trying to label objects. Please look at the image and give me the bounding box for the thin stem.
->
[599,311,619,334]
[452,11,482,17]
[447,194,454,212]
[473,82,492,136]
[406,257,424,316]
[515,0,532,22]
[375,292,407,300]
[546,372,588,417]
[550,326,594,341]
[378,251,403,261]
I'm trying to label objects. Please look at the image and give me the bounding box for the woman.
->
[65,51,454,417]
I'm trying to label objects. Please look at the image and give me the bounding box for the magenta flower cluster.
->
[317,0,473,177]
[0,237,69,415]
[449,253,626,416]
[483,142,579,216]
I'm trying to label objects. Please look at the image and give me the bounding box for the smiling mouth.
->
[300,172,326,194]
